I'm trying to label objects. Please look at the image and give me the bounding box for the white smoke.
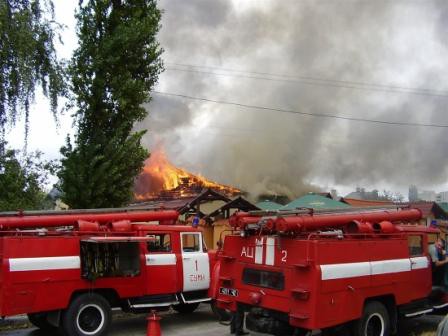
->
[136,0,448,199]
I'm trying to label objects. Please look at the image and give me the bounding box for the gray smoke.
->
[136,0,448,199]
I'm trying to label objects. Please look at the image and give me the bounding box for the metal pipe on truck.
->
[0,210,179,230]
[274,208,422,233]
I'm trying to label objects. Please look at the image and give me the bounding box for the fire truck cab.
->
[213,208,448,336]
[0,208,216,336]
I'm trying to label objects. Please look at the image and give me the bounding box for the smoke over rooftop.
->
[136,0,448,199]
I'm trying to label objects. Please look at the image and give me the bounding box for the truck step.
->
[128,294,179,308]
[399,299,433,317]
[433,302,448,309]
[404,308,433,317]
[180,291,211,304]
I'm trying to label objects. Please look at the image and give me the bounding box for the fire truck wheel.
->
[353,301,390,336]
[172,302,200,314]
[27,312,56,331]
[61,293,112,336]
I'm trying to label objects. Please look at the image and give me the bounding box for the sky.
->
[6,0,448,199]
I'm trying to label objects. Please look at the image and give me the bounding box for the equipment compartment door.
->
[145,233,177,295]
[181,232,210,292]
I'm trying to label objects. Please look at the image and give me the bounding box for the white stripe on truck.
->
[370,258,411,275]
[321,261,371,280]
[9,256,80,272]
[321,257,429,280]
[255,238,264,264]
[145,253,176,266]
[265,237,275,266]
[411,256,429,270]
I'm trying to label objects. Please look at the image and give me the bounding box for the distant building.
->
[345,187,381,201]
[437,191,448,203]
[330,189,338,200]
[419,190,437,202]
[409,185,418,202]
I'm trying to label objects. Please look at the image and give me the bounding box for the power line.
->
[166,62,448,94]
[165,63,448,98]
[152,90,448,129]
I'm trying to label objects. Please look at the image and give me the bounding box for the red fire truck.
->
[0,208,218,336]
[213,207,448,336]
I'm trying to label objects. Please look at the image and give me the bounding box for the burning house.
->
[134,149,241,201]
[131,150,249,248]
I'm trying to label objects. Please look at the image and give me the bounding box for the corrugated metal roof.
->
[281,193,350,210]
[341,198,394,207]
[439,202,448,213]
[256,200,283,210]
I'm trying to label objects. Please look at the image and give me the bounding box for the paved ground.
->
[0,304,444,336]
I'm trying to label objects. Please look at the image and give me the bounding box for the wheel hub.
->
[365,313,385,336]
[76,304,105,335]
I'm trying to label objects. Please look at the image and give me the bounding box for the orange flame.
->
[134,148,241,200]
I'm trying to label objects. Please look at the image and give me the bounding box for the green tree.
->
[0,0,66,135]
[58,0,163,208]
[0,140,53,211]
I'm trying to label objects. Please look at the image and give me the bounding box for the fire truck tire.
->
[60,293,112,336]
[27,312,56,331]
[353,301,390,336]
[172,302,200,314]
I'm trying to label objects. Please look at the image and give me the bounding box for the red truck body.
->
[0,208,217,336]
[214,208,447,336]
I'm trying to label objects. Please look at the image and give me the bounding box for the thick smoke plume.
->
[137,0,448,199]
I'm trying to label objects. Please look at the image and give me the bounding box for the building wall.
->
[419,190,437,202]
[437,191,448,203]
[200,200,229,215]
[202,224,214,250]
[212,219,232,250]
[183,217,214,250]
[409,185,418,202]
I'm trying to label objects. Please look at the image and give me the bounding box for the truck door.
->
[145,233,177,295]
[408,234,431,299]
[180,232,210,292]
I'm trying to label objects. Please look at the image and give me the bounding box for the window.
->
[408,235,423,256]
[182,233,201,252]
[242,268,285,291]
[81,241,140,280]
[147,234,171,252]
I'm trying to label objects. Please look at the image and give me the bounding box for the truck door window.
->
[408,235,423,256]
[147,234,171,252]
[182,233,201,252]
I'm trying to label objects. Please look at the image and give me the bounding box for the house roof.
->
[128,197,196,210]
[178,188,231,215]
[256,200,283,211]
[340,198,394,207]
[281,193,350,210]
[206,196,260,219]
[401,201,448,219]
[438,203,448,213]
